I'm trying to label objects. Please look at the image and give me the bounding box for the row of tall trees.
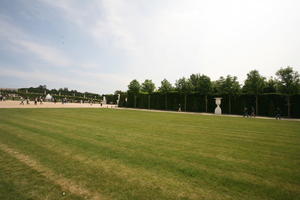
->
[18,85,101,99]
[127,67,300,116]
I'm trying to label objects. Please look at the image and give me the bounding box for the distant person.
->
[26,98,30,104]
[178,104,181,112]
[20,97,24,105]
[34,98,37,105]
[275,107,281,120]
[251,106,255,117]
[243,107,249,118]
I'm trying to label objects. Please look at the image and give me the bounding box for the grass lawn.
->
[0,108,299,200]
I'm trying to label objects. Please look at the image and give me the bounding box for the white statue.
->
[117,94,120,105]
[214,97,222,115]
[102,96,107,104]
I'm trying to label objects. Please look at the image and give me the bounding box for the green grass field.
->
[0,108,299,200]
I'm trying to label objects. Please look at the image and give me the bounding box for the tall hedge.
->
[119,92,300,118]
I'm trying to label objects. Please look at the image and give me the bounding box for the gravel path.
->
[1,100,299,121]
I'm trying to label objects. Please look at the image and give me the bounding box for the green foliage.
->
[189,74,212,94]
[158,79,173,93]
[141,79,156,94]
[114,90,125,95]
[243,70,266,95]
[175,77,193,93]
[18,86,100,99]
[263,77,278,93]
[128,79,141,94]
[215,75,240,95]
[276,66,300,95]
[120,92,300,118]
[103,94,118,104]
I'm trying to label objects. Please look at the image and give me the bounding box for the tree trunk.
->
[256,95,258,116]
[287,95,291,118]
[205,95,208,113]
[148,95,150,109]
[165,94,167,110]
[184,94,187,111]
[229,95,231,114]
[134,95,137,108]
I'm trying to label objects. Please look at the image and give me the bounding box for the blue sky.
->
[0,0,299,94]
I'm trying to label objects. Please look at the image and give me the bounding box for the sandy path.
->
[0,100,116,108]
[1,100,299,121]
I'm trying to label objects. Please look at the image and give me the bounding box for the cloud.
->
[14,40,72,67]
[0,68,87,87]
[0,16,72,67]
[1,0,300,93]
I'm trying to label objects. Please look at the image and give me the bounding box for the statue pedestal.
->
[214,97,222,115]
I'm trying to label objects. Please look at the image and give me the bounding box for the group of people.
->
[243,106,256,118]
[20,97,44,105]
[0,95,6,101]
[177,103,282,120]
[19,97,30,105]
[244,106,281,119]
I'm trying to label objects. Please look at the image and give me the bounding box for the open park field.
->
[0,108,299,200]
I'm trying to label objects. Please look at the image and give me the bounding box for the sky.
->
[0,0,299,94]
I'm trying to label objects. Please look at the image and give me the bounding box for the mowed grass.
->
[0,108,299,200]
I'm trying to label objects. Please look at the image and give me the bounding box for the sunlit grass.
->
[0,108,299,200]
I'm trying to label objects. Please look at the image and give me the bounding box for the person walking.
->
[178,104,181,112]
[243,107,249,118]
[251,106,255,117]
[20,97,24,105]
[275,107,281,120]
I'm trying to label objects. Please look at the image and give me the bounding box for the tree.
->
[128,79,141,94]
[189,74,212,94]
[215,75,240,113]
[141,79,156,94]
[175,77,193,111]
[158,79,173,93]
[114,90,125,95]
[141,79,156,109]
[276,66,300,117]
[263,77,278,93]
[158,79,173,110]
[128,79,141,108]
[175,77,193,93]
[243,70,266,115]
[189,74,212,112]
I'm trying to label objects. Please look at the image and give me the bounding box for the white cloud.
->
[1,0,300,93]
[0,16,72,67]
[14,40,72,67]
[0,68,88,87]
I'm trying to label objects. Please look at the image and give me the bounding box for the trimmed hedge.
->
[119,92,300,118]
[16,92,101,103]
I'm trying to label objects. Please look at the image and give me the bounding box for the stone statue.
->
[102,96,107,104]
[214,97,222,114]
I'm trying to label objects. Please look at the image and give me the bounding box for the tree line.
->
[126,67,300,117]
